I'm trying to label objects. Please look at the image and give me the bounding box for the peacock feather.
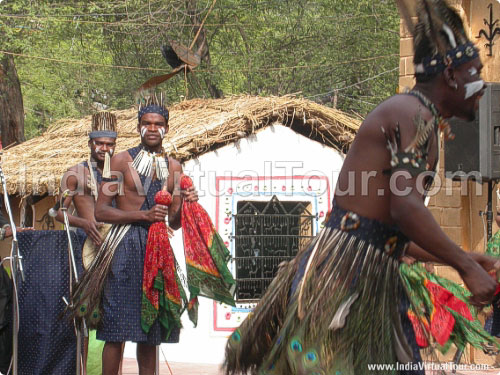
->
[230,228,407,374]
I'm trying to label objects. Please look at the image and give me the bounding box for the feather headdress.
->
[396,0,479,77]
[137,92,169,123]
[89,111,117,179]
[134,92,170,181]
[89,111,117,140]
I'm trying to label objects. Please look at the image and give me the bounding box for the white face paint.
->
[93,142,114,155]
[468,67,478,77]
[93,141,103,153]
[141,125,165,139]
[158,127,165,139]
[464,80,484,100]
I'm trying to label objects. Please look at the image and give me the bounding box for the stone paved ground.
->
[122,359,500,374]
[425,363,500,375]
[122,359,222,375]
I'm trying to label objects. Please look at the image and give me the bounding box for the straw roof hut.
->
[1,95,361,197]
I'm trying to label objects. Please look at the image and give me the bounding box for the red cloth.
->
[423,279,477,346]
[180,176,224,279]
[180,175,235,323]
[141,190,184,334]
[407,310,430,348]
[425,280,473,321]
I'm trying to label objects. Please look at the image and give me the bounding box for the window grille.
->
[233,195,315,301]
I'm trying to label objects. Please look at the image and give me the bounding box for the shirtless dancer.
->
[94,98,197,375]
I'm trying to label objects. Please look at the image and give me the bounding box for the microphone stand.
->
[0,155,23,375]
[59,189,86,375]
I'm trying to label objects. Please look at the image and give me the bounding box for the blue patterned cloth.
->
[0,263,12,374]
[18,229,85,375]
[138,105,169,122]
[485,303,500,338]
[97,145,179,345]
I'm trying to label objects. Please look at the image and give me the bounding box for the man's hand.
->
[145,205,169,223]
[460,260,498,307]
[17,227,34,232]
[83,220,103,247]
[4,226,34,238]
[182,186,198,202]
[470,253,500,307]
[470,253,500,274]
[400,255,416,265]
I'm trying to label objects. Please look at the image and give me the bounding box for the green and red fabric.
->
[407,309,430,347]
[425,280,456,346]
[141,190,187,338]
[400,263,500,353]
[486,230,500,258]
[180,175,236,325]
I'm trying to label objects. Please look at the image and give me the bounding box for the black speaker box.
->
[444,114,480,179]
[445,83,500,181]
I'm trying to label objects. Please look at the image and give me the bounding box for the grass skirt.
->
[224,204,421,375]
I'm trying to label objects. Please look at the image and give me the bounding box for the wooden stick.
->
[189,0,217,51]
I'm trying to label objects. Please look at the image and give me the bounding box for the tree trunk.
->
[0,54,25,148]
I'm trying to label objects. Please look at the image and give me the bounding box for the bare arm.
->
[406,242,443,263]
[95,152,168,224]
[388,118,497,304]
[165,160,200,230]
[56,168,103,246]
[95,186,153,224]
[407,241,500,274]
[55,171,87,228]
[95,180,147,224]
[391,188,478,273]
[95,153,147,224]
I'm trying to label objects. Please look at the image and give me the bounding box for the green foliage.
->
[0,0,399,139]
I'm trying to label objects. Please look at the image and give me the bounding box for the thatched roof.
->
[2,95,361,196]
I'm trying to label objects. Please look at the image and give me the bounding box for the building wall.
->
[121,125,345,364]
[399,0,500,365]
[471,1,500,82]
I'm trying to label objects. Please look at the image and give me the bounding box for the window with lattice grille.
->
[233,195,315,301]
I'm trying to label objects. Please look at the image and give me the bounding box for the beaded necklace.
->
[408,89,454,141]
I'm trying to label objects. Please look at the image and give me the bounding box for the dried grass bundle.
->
[1,95,360,196]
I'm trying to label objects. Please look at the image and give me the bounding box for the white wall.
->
[124,124,345,364]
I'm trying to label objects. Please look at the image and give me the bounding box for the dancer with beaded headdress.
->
[68,95,198,375]
[56,111,118,375]
[56,111,118,249]
[223,1,500,374]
